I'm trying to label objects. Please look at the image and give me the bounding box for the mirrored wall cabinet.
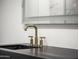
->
[22,0,78,24]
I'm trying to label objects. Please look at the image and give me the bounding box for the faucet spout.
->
[25,25,38,47]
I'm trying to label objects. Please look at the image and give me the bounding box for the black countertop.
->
[0,43,78,59]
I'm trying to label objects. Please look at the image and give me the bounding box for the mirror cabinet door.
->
[50,0,65,16]
[24,0,78,17]
[23,0,78,24]
[65,0,78,15]
[25,0,39,17]
[24,0,65,17]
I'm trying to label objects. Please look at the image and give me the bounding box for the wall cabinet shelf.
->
[23,0,78,25]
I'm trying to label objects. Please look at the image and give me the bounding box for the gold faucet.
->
[25,25,38,47]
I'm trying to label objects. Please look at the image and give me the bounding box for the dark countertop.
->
[0,43,78,59]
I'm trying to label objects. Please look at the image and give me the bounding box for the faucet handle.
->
[40,37,46,47]
[28,36,34,46]
[40,37,46,40]
[28,36,33,39]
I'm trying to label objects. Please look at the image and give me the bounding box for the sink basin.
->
[0,45,38,50]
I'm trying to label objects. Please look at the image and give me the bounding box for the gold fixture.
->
[28,36,34,46]
[25,25,38,47]
[40,37,46,47]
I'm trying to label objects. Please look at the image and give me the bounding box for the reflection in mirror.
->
[24,0,65,17]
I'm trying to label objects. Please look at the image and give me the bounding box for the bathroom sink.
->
[0,45,38,50]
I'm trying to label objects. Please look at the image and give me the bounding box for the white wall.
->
[0,0,26,44]
[0,0,78,49]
